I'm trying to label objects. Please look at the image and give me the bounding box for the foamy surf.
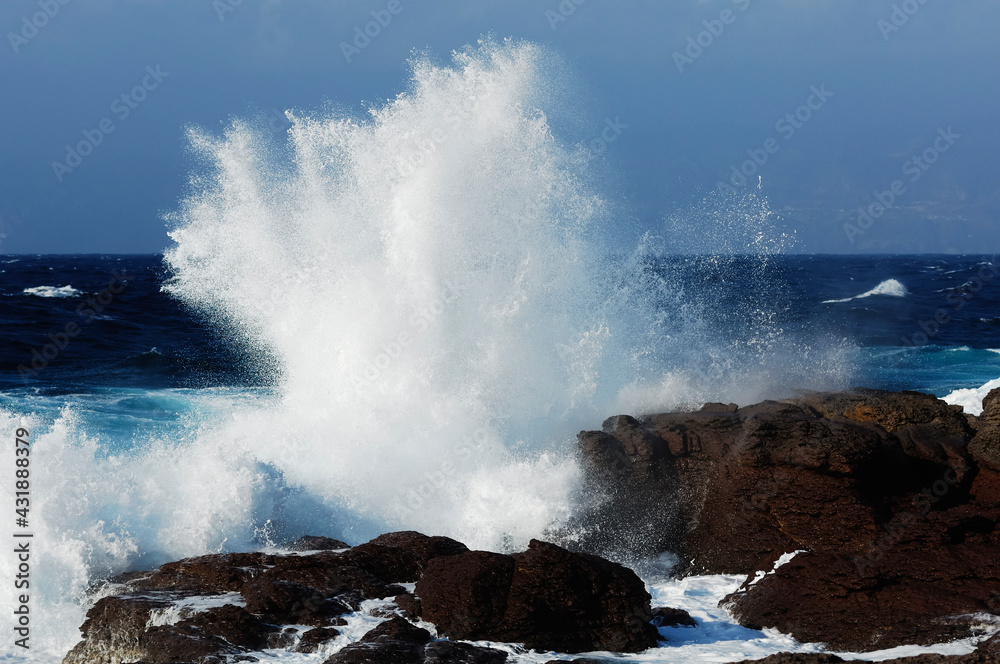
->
[22,285,82,298]
[822,278,908,303]
[943,376,1000,415]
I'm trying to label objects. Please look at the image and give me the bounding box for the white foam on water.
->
[22,285,82,298]
[822,278,908,304]
[146,592,246,627]
[943,375,1000,415]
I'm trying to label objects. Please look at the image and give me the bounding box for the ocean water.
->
[2,40,999,662]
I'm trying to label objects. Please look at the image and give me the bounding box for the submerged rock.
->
[650,606,696,628]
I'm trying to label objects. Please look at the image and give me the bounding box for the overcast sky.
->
[1,0,997,254]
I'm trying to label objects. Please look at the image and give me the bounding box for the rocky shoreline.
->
[63,388,1000,663]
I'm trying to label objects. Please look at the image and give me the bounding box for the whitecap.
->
[23,285,82,298]
[822,278,908,304]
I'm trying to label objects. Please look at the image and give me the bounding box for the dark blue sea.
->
[4,254,999,400]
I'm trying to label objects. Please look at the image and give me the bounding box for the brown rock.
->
[728,632,1000,663]
[416,540,657,654]
[63,598,270,664]
[63,596,172,664]
[423,640,508,664]
[365,531,470,565]
[337,532,470,584]
[295,626,340,653]
[972,467,1000,507]
[726,656,845,664]
[576,389,978,575]
[416,551,516,641]
[251,551,406,605]
[288,535,350,551]
[496,540,658,653]
[324,617,431,664]
[574,414,683,561]
[180,604,270,651]
[971,388,1000,471]
[338,543,424,584]
[240,576,353,626]
[723,506,1000,651]
[136,552,274,594]
[394,592,422,619]
[650,606,696,628]
[322,617,508,664]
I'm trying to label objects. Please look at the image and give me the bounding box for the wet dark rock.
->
[423,640,508,664]
[134,552,274,594]
[295,626,341,653]
[323,617,508,664]
[288,535,351,551]
[576,389,980,575]
[416,551,516,641]
[240,576,353,626]
[180,604,270,651]
[263,550,405,599]
[63,598,270,664]
[723,505,1000,651]
[394,592,422,619]
[971,388,1000,471]
[416,540,657,654]
[267,626,299,649]
[650,606,696,628]
[324,617,431,664]
[726,656,846,664]
[575,389,1000,652]
[365,531,470,566]
[728,632,1000,663]
[336,532,469,584]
